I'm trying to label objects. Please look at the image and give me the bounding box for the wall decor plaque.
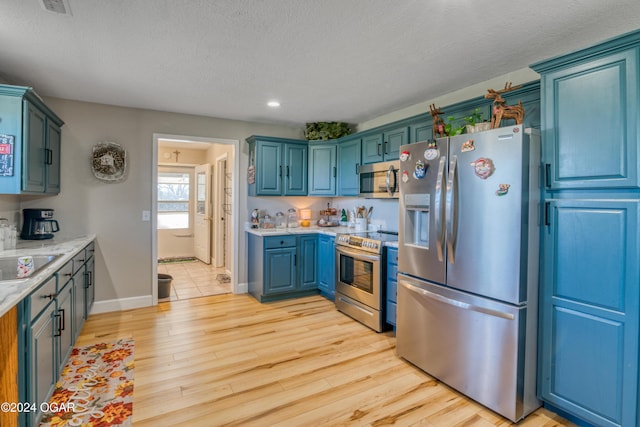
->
[92,141,126,182]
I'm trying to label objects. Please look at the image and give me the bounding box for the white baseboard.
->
[90,295,153,314]
[235,282,248,294]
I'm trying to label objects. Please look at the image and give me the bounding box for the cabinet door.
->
[539,199,639,427]
[264,247,296,294]
[362,133,384,164]
[57,283,73,374]
[542,48,639,189]
[45,120,61,194]
[297,235,318,290]
[72,269,85,341]
[308,144,337,196]
[256,141,282,196]
[338,138,361,196]
[410,120,432,143]
[283,144,307,196]
[317,235,335,299]
[28,305,56,427]
[382,126,408,161]
[23,101,46,193]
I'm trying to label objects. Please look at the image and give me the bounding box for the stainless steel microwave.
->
[358,160,399,198]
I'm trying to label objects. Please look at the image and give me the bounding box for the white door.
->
[194,164,212,264]
[214,155,228,268]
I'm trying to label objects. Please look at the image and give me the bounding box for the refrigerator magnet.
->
[424,142,438,160]
[496,183,510,196]
[470,157,494,179]
[400,150,410,162]
[413,161,427,179]
[461,139,475,152]
[402,170,409,183]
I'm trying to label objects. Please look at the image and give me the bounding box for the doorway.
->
[152,134,239,304]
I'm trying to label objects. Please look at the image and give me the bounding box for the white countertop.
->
[246,225,353,237]
[246,227,399,248]
[0,234,96,318]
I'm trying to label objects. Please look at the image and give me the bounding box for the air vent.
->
[40,0,72,16]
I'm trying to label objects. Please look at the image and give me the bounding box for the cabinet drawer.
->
[56,260,73,290]
[85,241,95,259]
[386,301,397,326]
[264,235,296,249]
[387,247,398,265]
[29,276,57,321]
[72,250,87,273]
[387,279,397,303]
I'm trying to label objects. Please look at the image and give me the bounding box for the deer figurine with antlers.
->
[429,104,447,138]
[484,82,525,129]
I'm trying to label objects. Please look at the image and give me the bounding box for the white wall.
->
[21,97,302,305]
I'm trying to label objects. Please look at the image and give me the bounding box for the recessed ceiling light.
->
[267,101,281,108]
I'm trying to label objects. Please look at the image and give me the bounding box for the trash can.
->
[158,273,173,299]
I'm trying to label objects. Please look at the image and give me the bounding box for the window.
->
[158,171,190,229]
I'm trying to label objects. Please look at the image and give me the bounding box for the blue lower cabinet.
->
[248,233,319,302]
[317,235,336,300]
[385,247,398,326]
[539,199,639,427]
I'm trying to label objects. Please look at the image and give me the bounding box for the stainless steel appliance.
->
[20,208,60,240]
[335,231,398,332]
[358,160,399,198]
[396,125,541,422]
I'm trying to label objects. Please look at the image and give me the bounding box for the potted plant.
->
[305,122,352,140]
[462,108,488,133]
[444,116,465,136]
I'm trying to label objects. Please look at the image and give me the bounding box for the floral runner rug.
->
[40,338,135,427]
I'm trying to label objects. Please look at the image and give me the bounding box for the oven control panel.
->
[336,235,381,253]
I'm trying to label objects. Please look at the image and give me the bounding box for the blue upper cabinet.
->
[308,142,337,196]
[362,126,408,164]
[338,137,361,196]
[532,37,639,190]
[246,136,308,196]
[0,85,64,195]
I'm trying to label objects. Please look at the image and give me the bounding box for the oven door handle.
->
[336,246,380,262]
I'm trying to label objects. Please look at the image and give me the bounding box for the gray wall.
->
[20,98,302,303]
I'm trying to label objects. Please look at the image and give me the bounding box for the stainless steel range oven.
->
[335,231,398,332]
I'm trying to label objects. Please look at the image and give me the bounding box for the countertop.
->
[0,234,96,318]
[246,226,399,248]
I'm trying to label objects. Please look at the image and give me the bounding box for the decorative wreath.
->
[91,141,126,182]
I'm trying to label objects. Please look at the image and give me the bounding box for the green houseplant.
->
[305,122,352,140]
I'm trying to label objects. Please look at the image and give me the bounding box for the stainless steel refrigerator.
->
[396,125,541,422]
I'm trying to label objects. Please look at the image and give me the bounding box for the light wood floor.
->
[77,294,574,427]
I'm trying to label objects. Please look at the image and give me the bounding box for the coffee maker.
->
[21,209,60,240]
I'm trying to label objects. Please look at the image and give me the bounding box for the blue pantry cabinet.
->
[531,28,640,427]
[0,85,64,195]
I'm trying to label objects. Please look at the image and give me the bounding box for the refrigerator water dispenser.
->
[403,193,430,248]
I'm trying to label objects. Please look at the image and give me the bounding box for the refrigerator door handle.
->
[434,156,446,262]
[400,281,515,320]
[446,155,458,263]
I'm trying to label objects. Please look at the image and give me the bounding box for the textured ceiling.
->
[1,1,640,127]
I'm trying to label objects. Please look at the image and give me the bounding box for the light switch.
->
[142,210,151,221]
